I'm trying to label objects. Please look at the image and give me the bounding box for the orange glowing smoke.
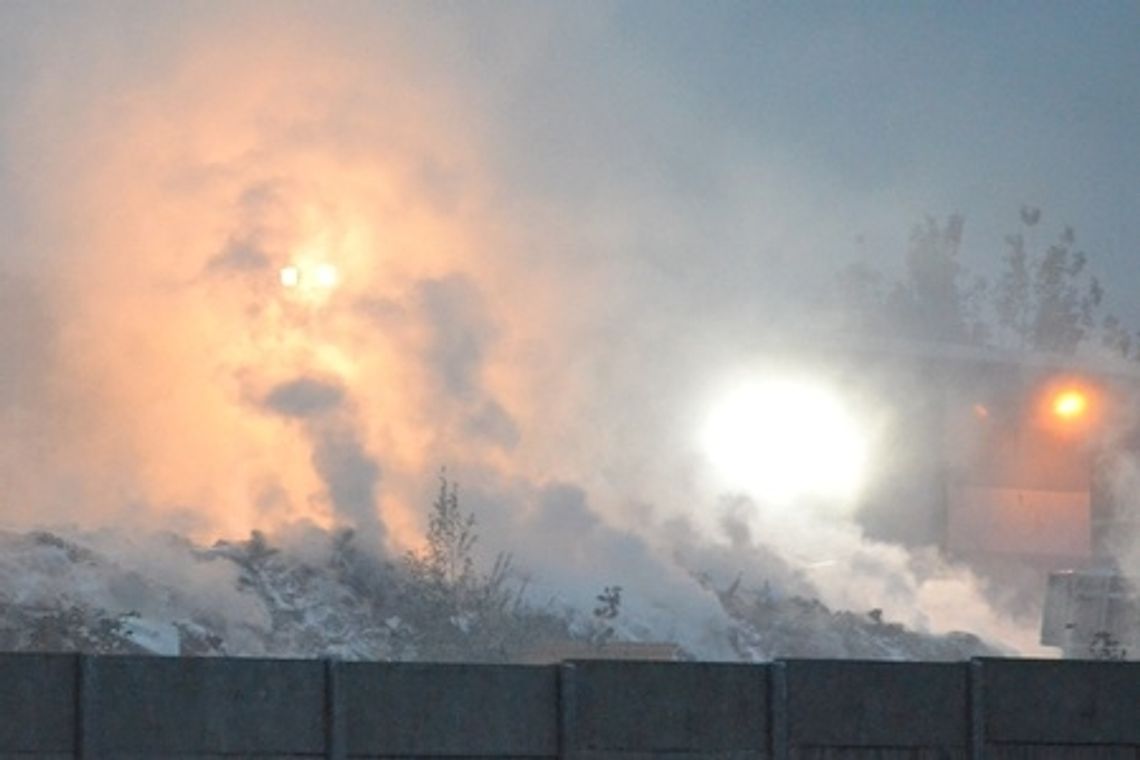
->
[1051,390,1088,420]
[0,9,591,550]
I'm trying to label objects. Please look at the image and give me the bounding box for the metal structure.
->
[796,338,1140,656]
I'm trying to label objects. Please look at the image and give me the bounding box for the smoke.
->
[1099,452,1140,581]
[0,3,1068,656]
[263,378,346,419]
[259,376,384,546]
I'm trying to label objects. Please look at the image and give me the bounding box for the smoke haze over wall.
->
[2,2,1137,657]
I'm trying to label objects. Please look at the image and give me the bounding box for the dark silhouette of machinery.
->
[812,338,1140,658]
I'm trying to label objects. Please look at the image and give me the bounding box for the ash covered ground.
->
[0,520,1000,662]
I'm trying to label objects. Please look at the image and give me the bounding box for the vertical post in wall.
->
[74,654,93,760]
[325,658,345,760]
[558,662,577,760]
[769,661,788,760]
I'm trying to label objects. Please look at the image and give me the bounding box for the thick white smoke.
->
[0,3,1057,657]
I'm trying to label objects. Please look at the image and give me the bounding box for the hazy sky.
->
[2,0,1137,509]
[410,1,1140,315]
[3,3,1138,310]
[0,2,1136,651]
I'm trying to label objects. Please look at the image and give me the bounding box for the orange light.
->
[1052,390,1087,420]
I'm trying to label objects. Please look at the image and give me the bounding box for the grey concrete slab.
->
[573,753,764,760]
[982,658,1140,745]
[344,757,552,760]
[986,748,1138,760]
[341,662,558,757]
[88,755,325,759]
[567,660,768,755]
[789,751,968,760]
[85,756,324,759]
[783,660,968,749]
[83,656,326,755]
[2,653,1138,759]
[0,654,76,753]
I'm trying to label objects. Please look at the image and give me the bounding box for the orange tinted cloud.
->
[0,8,576,548]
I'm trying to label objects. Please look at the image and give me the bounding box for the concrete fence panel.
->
[564,660,770,759]
[781,660,969,760]
[1,654,1139,758]
[83,656,327,757]
[979,658,1140,758]
[340,662,558,758]
[0,653,76,757]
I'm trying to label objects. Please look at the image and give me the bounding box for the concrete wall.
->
[341,662,558,757]
[782,660,969,759]
[0,654,76,758]
[0,655,1136,758]
[564,660,769,759]
[83,657,327,757]
[978,659,1140,760]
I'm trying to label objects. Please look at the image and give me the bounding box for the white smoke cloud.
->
[1,2,1113,657]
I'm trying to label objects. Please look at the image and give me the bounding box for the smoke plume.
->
[0,3,1076,656]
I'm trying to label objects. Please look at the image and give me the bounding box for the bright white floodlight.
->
[279,266,301,288]
[314,263,339,289]
[278,262,338,295]
[701,377,868,507]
